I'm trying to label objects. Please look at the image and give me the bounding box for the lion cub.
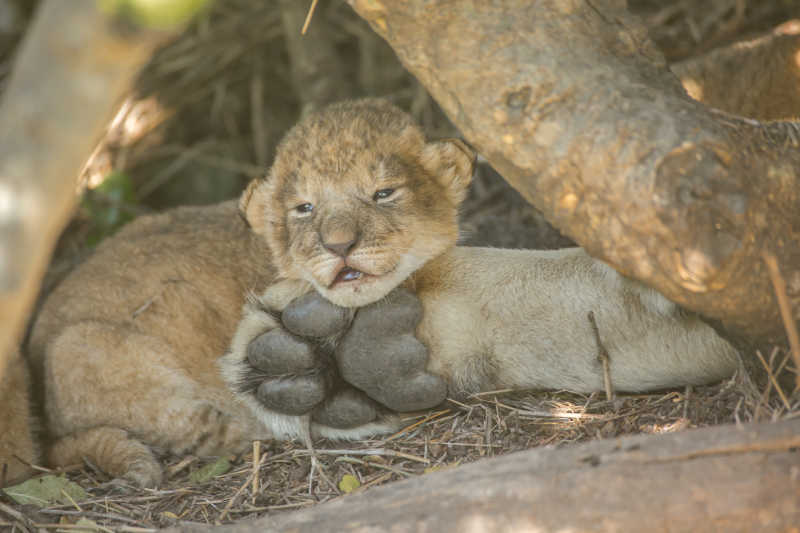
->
[221,100,739,441]
[29,99,738,488]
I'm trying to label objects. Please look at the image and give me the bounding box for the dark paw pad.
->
[255,374,327,415]
[247,329,317,374]
[335,288,447,412]
[243,292,356,418]
[375,372,447,412]
[312,387,379,428]
[281,292,352,338]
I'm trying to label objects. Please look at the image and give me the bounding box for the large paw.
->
[335,288,448,412]
[222,284,447,440]
[223,285,382,431]
[244,293,345,415]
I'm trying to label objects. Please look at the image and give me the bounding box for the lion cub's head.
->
[241,99,475,307]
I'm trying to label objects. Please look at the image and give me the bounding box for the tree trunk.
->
[172,418,800,532]
[349,0,800,345]
[0,0,183,377]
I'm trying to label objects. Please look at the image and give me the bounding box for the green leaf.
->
[2,475,88,507]
[189,456,231,484]
[81,171,137,247]
[95,170,135,203]
[338,474,361,493]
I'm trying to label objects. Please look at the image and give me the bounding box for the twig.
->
[60,488,84,512]
[31,524,112,532]
[301,0,320,35]
[754,349,792,411]
[335,457,413,477]
[762,251,800,389]
[38,509,145,526]
[682,385,692,419]
[383,409,451,441]
[354,472,393,492]
[293,448,430,464]
[217,448,267,523]
[32,526,153,533]
[251,440,261,504]
[165,455,196,478]
[588,311,615,401]
[491,399,605,420]
[468,388,514,398]
[0,501,36,529]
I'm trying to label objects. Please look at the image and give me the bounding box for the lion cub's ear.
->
[420,138,476,206]
[239,178,269,233]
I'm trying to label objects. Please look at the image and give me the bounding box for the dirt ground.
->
[1,0,799,530]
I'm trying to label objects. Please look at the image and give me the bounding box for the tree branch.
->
[171,418,800,532]
[349,0,800,343]
[0,0,186,375]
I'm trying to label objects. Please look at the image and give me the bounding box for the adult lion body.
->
[24,100,737,488]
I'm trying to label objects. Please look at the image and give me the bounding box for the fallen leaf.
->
[2,475,88,507]
[338,474,361,493]
[189,456,231,484]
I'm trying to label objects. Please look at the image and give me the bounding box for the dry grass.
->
[1,0,799,530]
[4,358,797,530]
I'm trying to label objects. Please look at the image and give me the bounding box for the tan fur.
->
[0,346,39,487]
[28,202,275,487]
[221,100,739,440]
[27,100,738,487]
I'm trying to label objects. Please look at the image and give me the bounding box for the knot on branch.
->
[654,142,748,293]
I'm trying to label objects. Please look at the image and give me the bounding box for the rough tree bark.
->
[0,0,193,380]
[349,0,800,346]
[172,418,800,532]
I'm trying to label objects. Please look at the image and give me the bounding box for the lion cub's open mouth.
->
[332,266,365,286]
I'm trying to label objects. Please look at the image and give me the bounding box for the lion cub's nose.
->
[323,237,357,258]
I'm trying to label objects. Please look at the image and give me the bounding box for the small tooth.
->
[343,270,362,281]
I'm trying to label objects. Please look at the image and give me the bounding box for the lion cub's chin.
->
[310,256,426,308]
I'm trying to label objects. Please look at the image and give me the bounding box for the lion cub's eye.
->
[293,203,314,215]
[373,188,396,202]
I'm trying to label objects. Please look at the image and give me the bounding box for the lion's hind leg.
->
[43,321,259,487]
[48,427,162,488]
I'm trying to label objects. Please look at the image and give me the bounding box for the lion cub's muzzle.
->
[318,224,369,286]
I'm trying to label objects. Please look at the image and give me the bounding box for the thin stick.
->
[588,311,615,401]
[682,385,692,419]
[755,349,792,411]
[293,448,430,464]
[217,450,267,523]
[762,251,800,389]
[251,440,261,504]
[469,388,514,397]
[384,409,451,441]
[60,488,83,512]
[0,501,35,529]
[301,0,320,35]
[335,457,413,477]
[165,455,195,477]
[33,526,153,533]
[30,525,115,532]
